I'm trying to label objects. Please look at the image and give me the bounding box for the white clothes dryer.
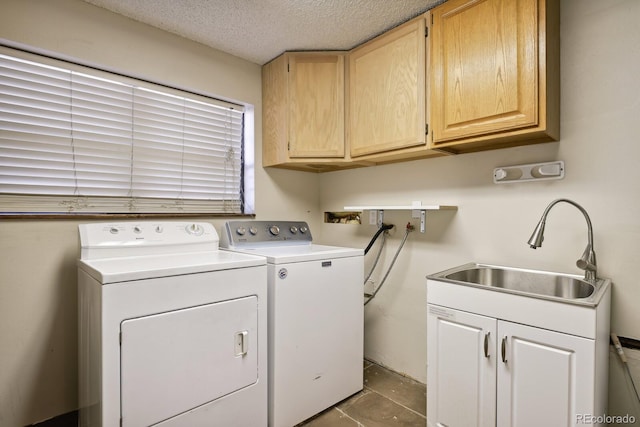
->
[77,222,267,427]
[220,221,364,427]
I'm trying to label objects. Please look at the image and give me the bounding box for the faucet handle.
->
[576,244,596,269]
[576,244,597,281]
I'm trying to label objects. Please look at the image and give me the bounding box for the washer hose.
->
[365,223,414,306]
[364,223,394,255]
[364,231,387,285]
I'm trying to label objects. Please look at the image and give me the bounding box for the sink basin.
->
[428,263,610,306]
[444,266,595,299]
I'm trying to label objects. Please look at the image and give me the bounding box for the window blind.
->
[0,49,246,215]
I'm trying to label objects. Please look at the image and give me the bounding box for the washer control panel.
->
[221,221,312,247]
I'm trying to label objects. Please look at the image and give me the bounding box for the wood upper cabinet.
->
[263,52,354,171]
[262,0,560,171]
[348,14,442,161]
[429,0,559,153]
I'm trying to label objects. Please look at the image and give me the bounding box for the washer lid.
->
[224,244,363,264]
[78,250,266,284]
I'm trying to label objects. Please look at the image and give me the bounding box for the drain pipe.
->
[612,333,640,404]
[364,223,394,285]
[364,223,394,255]
[364,231,387,285]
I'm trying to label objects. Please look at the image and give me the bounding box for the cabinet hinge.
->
[425,26,428,37]
[425,124,429,135]
[119,332,122,345]
[287,142,290,151]
[287,62,290,72]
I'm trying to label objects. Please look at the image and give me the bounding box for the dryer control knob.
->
[133,226,142,234]
[269,225,280,236]
[155,225,164,233]
[109,227,119,234]
[299,226,308,234]
[249,227,258,235]
[236,227,246,236]
[290,226,298,234]
[186,223,204,236]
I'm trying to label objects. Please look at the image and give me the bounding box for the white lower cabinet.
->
[427,276,611,427]
[428,306,596,427]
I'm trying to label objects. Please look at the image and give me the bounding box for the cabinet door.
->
[289,54,345,158]
[430,0,540,144]
[427,305,497,427]
[349,18,426,157]
[497,321,595,427]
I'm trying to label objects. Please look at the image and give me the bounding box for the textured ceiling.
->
[82,0,444,65]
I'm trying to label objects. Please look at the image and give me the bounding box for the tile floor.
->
[33,360,426,427]
[298,360,427,427]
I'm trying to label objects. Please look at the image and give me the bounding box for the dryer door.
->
[120,296,258,427]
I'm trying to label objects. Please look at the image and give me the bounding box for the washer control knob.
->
[290,226,298,234]
[109,227,119,234]
[299,226,308,234]
[186,223,204,235]
[155,225,164,233]
[249,227,258,235]
[269,225,280,236]
[133,226,142,234]
[236,226,246,236]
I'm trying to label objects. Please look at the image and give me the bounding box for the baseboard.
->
[28,410,77,427]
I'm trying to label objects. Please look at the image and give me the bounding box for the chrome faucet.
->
[528,198,597,282]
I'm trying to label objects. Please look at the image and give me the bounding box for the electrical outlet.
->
[369,211,377,225]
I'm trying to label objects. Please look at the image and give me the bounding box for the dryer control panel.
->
[221,221,312,248]
[79,221,219,259]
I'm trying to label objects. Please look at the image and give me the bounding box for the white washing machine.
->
[77,221,268,427]
[220,221,364,427]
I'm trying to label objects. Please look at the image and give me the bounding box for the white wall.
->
[0,1,319,425]
[2,0,640,424]
[319,0,640,400]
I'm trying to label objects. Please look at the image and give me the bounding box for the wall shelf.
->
[344,202,457,233]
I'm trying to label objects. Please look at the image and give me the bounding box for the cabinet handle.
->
[484,332,490,358]
[501,336,507,363]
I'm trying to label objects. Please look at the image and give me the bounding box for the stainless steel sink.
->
[428,263,610,306]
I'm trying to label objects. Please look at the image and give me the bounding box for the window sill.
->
[0,212,256,220]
